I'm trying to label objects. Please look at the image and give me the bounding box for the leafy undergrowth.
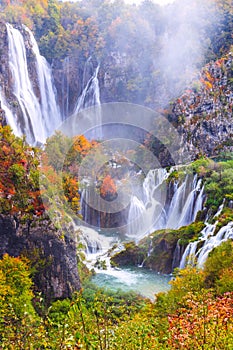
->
[1,240,233,349]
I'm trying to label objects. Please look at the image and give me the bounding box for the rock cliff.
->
[173,52,233,159]
[0,215,81,301]
[111,222,205,274]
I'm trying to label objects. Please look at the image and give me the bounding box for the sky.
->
[66,0,176,5]
[124,0,175,5]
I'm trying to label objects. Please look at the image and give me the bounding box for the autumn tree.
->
[0,254,47,348]
[100,175,117,201]
[0,125,44,218]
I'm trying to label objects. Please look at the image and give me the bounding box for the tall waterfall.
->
[62,56,70,120]
[0,88,19,137]
[127,169,205,240]
[73,58,102,139]
[80,187,101,229]
[23,25,61,137]
[3,23,61,144]
[180,221,233,269]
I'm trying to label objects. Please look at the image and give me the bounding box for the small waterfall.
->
[73,58,102,139]
[179,241,199,269]
[179,223,215,269]
[172,239,182,270]
[179,216,233,269]
[166,180,187,228]
[197,222,233,267]
[143,168,168,203]
[138,239,154,268]
[5,23,61,144]
[127,170,204,239]
[79,226,116,275]
[214,199,225,218]
[127,196,147,238]
[80,226,112,255]
[177,177,204,227]
[80,186,101,228]
[166,175,204,229]
[127,169,168,239]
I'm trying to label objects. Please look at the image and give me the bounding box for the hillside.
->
[0,0,233,349]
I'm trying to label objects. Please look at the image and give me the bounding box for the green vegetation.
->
[1,240,233,349]
[189,157,233,212]
[1,125,233,348]
[111,222,205,273]
[166,157,233,213]
[0,0,233,347]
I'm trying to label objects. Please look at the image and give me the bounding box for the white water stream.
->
[5,23,62,144]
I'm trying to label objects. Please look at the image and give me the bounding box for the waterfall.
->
[166,175,204,229]
[197,222,233,267]
[23,25,61,137]
[165,180,187,228]
[177,177,204,228]
[62,56,70,119]
[127,196,147,238]
[127,170,204,239]
[0,89,19,136]
[5,23,61,144]
[80,226,110,254]
[80,185,101,228]
[179,218,233,269]
[214,200,225,218]
[73,58,102,139]
[179,223,215,269]
[179,241,199,269]
[127,169,168,239]
[172,239,182,270]
[79,226,114,270]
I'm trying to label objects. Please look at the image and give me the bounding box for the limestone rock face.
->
[173,52,233,159]
[0,215,81,301]
[111,232,181,274]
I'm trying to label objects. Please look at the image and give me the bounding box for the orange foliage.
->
[73,135,97,157]
[63,176,80,213]
[0,125,44,217]
[100,175,117,199]
[168,292,233,349]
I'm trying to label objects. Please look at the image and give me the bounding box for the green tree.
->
[0,254,47,349]
[204,240,233,288]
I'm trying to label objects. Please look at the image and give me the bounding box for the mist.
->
[154,0,218,104]
[86,0,218,106]
[56,0,222,113]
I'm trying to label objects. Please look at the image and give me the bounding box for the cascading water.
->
[23,25,61,137]
[73,58,102,139]
[179,219,233,269]
[4,23,61,144]
[197,222,233,266]
[74,58,101,113]
[62,56,70,119]
[179,240,199,269]
[127,169,168,239]
[0,88,19,136]
[80,225,171,300]
[172,239,182,270]
[127,169,205,240]
[80,226,112,255]
[80,185,101,229]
